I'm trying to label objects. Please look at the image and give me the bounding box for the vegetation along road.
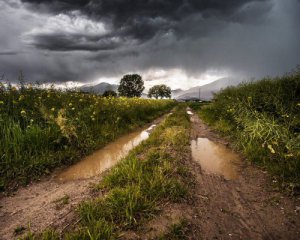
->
[0,71,300,239]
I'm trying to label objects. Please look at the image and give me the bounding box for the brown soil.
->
[1,111,299,240]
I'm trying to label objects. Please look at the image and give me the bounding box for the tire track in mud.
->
[188,110,299,240]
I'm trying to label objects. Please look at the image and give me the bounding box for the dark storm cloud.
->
[1,0,300,86]
[21,0,269,51]
[0,51,19,56]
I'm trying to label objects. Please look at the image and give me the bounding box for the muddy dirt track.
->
[185,111,300,239]
[0,111,299,239]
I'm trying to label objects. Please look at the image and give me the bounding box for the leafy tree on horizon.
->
[118,74,145,97]
[148,84,171,99]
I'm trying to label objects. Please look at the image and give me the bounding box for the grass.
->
[53,194,70,209]
[157,219,190,240]
[0,83,175,191]
[190,69,300,190]
[21,105,191,239]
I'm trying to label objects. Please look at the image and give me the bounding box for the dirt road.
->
[186,111,300,239]
[0,111,299,239]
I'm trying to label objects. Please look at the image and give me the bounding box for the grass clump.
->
[65,105,191,239]
[157,219,190,240]
[0,83,175,191]
[191,70,300,188]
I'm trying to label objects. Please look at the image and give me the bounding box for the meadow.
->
[192,70,300,189]
[0,83,175,191]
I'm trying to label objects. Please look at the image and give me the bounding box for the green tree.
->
[118,74,145,97]
[102,90,117,97]
[148,84,171,99]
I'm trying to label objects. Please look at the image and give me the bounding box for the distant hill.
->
[80,82,118,94]
[171,89,184,98]
[176,77,241,100]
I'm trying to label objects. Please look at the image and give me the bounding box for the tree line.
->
[103,74,171,99]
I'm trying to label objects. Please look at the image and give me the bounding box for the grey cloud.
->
[21,0,270,52]
[0,0,299,86]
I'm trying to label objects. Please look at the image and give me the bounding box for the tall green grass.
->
[0,83,175,191]
[193,70,300,188]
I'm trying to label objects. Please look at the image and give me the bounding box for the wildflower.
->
[79,99,83,102]
[51,107,55,112]
[47,94,51,98]
[20,110,26,116]
[30,119,34,123]
[38,96,42,100]
[93,111,96,115]
[19,95,24,101]
[71,107,75,111]
[0,100,4,104]
[91,117,95,121]
[69,103,73,107]
[267,144,275,154]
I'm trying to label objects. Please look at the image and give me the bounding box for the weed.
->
[14,226,26,235]
[157,219,190,240]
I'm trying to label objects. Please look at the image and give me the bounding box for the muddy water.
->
[191,138,240,180]
[57,125,156,182]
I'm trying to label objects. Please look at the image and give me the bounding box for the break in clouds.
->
[0,0,300,89]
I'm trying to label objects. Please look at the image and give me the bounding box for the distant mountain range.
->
[79,77,242,100]
[80,82,118,94]
[175,77,241,100]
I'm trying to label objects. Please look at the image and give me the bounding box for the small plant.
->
[158,219,190,240]
[53,194,70,209]
[14,225,26,235]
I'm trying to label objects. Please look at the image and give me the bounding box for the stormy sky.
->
[0,0,299,90]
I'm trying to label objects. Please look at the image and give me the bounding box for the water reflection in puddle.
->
[57,127,155,182]
[191,138,240,180]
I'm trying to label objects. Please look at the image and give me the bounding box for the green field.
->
[0,84,175,191]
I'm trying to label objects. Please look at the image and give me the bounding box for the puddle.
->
[187,111,193,115]
[191,138,240,180]
[57,127,155,182]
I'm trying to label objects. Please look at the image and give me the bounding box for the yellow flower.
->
[51,107,55,112]
[267,144,275,154]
